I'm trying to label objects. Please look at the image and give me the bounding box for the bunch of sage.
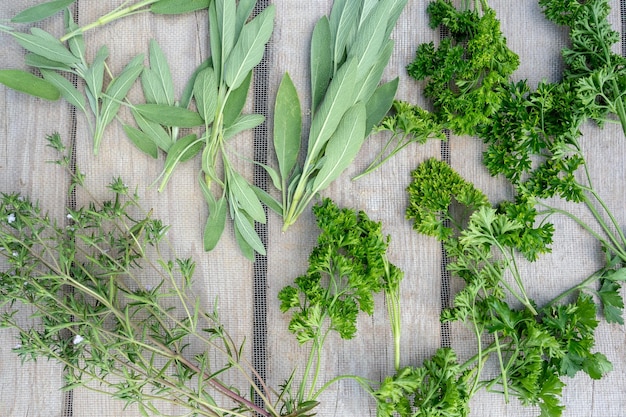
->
[0,1,275,259]
[0,1,209,153]
[271,0,407,231]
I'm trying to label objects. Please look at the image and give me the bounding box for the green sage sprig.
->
[272,0,407,231]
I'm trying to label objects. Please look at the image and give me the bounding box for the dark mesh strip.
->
[439,24,452,349]
[252,0,271,409]
[62,4,80,416]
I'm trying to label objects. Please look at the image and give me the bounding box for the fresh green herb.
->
[273,0,407,231]
[278,198,404,409]
[0,9,144,153]
[126,1,275,259]
[406,0,519,136]
[1,133,297,417]
[382,158,618,417]
[353,100,446,180]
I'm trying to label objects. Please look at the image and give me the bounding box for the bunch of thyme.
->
[0,134,288,417]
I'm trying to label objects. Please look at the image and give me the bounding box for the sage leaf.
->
[307,58,357,158]
[310,17,332,114]
[274,73,302,180]
[132,108,173,152]
[234,222,255,261]
[365,77,398,133]
[135,104,205,128]
[12,28,80,65]
[223,114,265,140]
[24,53,72,72]
[148,40,175,105]
[181,58,212,109]
[348,0,388,80]
[11,0,76,24]
[354,39,393,103]
[208,1,223,80]
[204,197,227,251]
[193,68,218,125]
[252,185,282,216]
[234,210,266,256]
[159,134,203,191]
[255,161,283,192]
[329,0,359,67]
[64,9,85,62]
[122,124,159,159]
[150,0,210,14]
[40,69,86,111]
[312,102,366,192]
[83,45,109,104]
[229,171,266,224]
[224,5,275,90]
[216,0,236,64]
[0,69,60,101]
[223,71,252,127]
[235,0,256,39]
[94,54,144,153]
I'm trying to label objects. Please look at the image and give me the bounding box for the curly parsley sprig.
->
[407,0,519,136]
[278,198,404,408]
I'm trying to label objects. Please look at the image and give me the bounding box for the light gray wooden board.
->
[0,1,625,416]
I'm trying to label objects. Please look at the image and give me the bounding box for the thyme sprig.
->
[0,133,286,417]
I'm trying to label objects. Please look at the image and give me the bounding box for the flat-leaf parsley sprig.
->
[374,158,616,417]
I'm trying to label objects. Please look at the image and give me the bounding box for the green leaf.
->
[83,45,108,104]
[347,0,389,80]
[307,58,357,158]
[64,9,86,62]
[224,5,275,89]
[312,102,366,192]
[329,0,360,68]
[134,104,204,128]
[12,28,80,65]
[216,0,236,64]
[229,171,266,224]
[252,185,282,216]
[233,210,266,256]
[159,134,203,191]
[122,124,159,159]
[131,109,173,152]
[40,69,86,112]
[193,67,218,125]
[204,197,227,251]
[223,71,252,127]
[223,114,265,140]
[364,77,398,133]
[598,279,624,324]
[235,0,256,40]
[150,0,210,14]
[354,39,393,103]
[234,220,255,261]
[181,58,211,109]
[146,40,175,105]
[11,0,76,23]
[310,16,332,114]
[0,69,60,101]
[274,73,302,180]
[208,1,223,80]
[94,54,144,153]
[24,53,72,72]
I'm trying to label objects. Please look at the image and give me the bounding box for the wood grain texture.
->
[0,1,625,416]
